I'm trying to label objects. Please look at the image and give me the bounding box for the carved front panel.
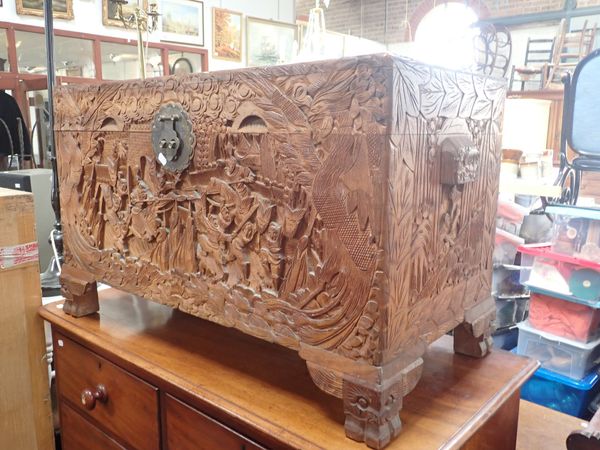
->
[55,55,505,367]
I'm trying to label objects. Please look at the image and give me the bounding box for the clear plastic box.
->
[493,326,519,350]
[529,286,600,343]
[492,265,526,297]
[497,199,529,236]
[520,362,600,419]
[518,244,600,303]
[494,228,525,266]
[546,205,600,264]
[495,295,529,329]
[517,320,600,379]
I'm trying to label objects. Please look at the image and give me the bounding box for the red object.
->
[518,244,600,271]
[529,291,600,342]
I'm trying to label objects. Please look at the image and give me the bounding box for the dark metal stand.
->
[40,0,63,296]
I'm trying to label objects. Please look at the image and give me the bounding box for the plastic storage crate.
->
[529,286,600,343]
[493,326,519,350]
[494,228,525,266]
[520,364,600,419]
[493,265,526,297]
[518,244,600,302]
[547,205,600,264]
[517,321,600,379]
[495,295,529,328]
[497,199,529,236]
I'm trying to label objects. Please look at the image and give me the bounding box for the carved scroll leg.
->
[342,359,423,450]
[454,296,496,358]
[60,264,99,317]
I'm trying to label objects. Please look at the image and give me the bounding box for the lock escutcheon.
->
[151,103,195,172]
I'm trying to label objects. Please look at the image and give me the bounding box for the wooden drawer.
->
[54,332,159,450]
[61,402,125,450]
[164,394,263,450]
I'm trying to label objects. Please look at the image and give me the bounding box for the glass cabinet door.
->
[0,29,9,72]
[101,42,163,80]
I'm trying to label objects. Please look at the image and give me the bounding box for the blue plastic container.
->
[521,365,600,419]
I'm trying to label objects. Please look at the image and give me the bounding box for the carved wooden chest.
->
[55,54,506,449]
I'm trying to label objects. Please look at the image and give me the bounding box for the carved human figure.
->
[227,222,256,286]
[260,221,283,291]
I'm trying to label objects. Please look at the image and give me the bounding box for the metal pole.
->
[44,0,60,224]
[135,10,147,80]
[41,0,64,295]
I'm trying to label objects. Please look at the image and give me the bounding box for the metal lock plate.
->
[151,103,195,172]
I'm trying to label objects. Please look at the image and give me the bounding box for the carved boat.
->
[55,54,506,449]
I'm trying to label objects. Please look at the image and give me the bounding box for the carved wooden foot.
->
[61,264,99,317]
[342,359,423,449]
[454,296,496,358]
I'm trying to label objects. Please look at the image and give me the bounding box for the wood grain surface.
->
[60,402,125,450]
[53,332,160,450]
[0,188,54,450]
[41,288,538,450]
[55,54,506,446]
[518,400,588,450]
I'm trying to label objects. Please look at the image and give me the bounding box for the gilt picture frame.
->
[16,0,73,20]
[103,0,148,28]
[212,7,242,62]
[160,0,204,46]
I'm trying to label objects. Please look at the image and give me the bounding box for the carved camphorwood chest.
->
[55,54,506,449]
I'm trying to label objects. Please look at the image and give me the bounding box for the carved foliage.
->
[383,60,505,357]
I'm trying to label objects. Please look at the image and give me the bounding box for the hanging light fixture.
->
[399,0,412,41]
[296,0,330,61]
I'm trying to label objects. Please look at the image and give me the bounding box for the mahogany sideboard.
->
[40,288,538,450]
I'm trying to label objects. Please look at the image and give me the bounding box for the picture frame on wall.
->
[103,0,148,28]
[160,0,204,46]
[246,17,297,67]
[212,7,242,62]
[16,0,73,20]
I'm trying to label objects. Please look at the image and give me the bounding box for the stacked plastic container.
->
[516,205,600,418]
[492,200,529,349]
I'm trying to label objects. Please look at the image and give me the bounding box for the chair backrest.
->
[561,20,590,64]
[584,22,598,55]
[473,24,512,78]
[524,37,555,66]
[567,49,600,156]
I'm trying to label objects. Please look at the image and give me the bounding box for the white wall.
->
[0,0,296,71]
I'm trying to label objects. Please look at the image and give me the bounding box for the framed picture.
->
[160,0,204,46]
[103,0,148,28]
[246,17,297,67]
[16,0,73,20]
[212,7,242,62]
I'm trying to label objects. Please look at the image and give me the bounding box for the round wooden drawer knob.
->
[81,384,108,410]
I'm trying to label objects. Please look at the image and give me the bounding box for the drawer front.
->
[61,402,125,450]
[164,394,263,450]
[54,332,159,450]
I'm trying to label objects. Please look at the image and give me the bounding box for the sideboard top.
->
[40,289,537,450]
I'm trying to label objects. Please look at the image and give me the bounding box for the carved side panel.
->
[381,59,505,361]
[55,56,393,365]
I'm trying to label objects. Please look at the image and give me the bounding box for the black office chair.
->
[550,48,600,205]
